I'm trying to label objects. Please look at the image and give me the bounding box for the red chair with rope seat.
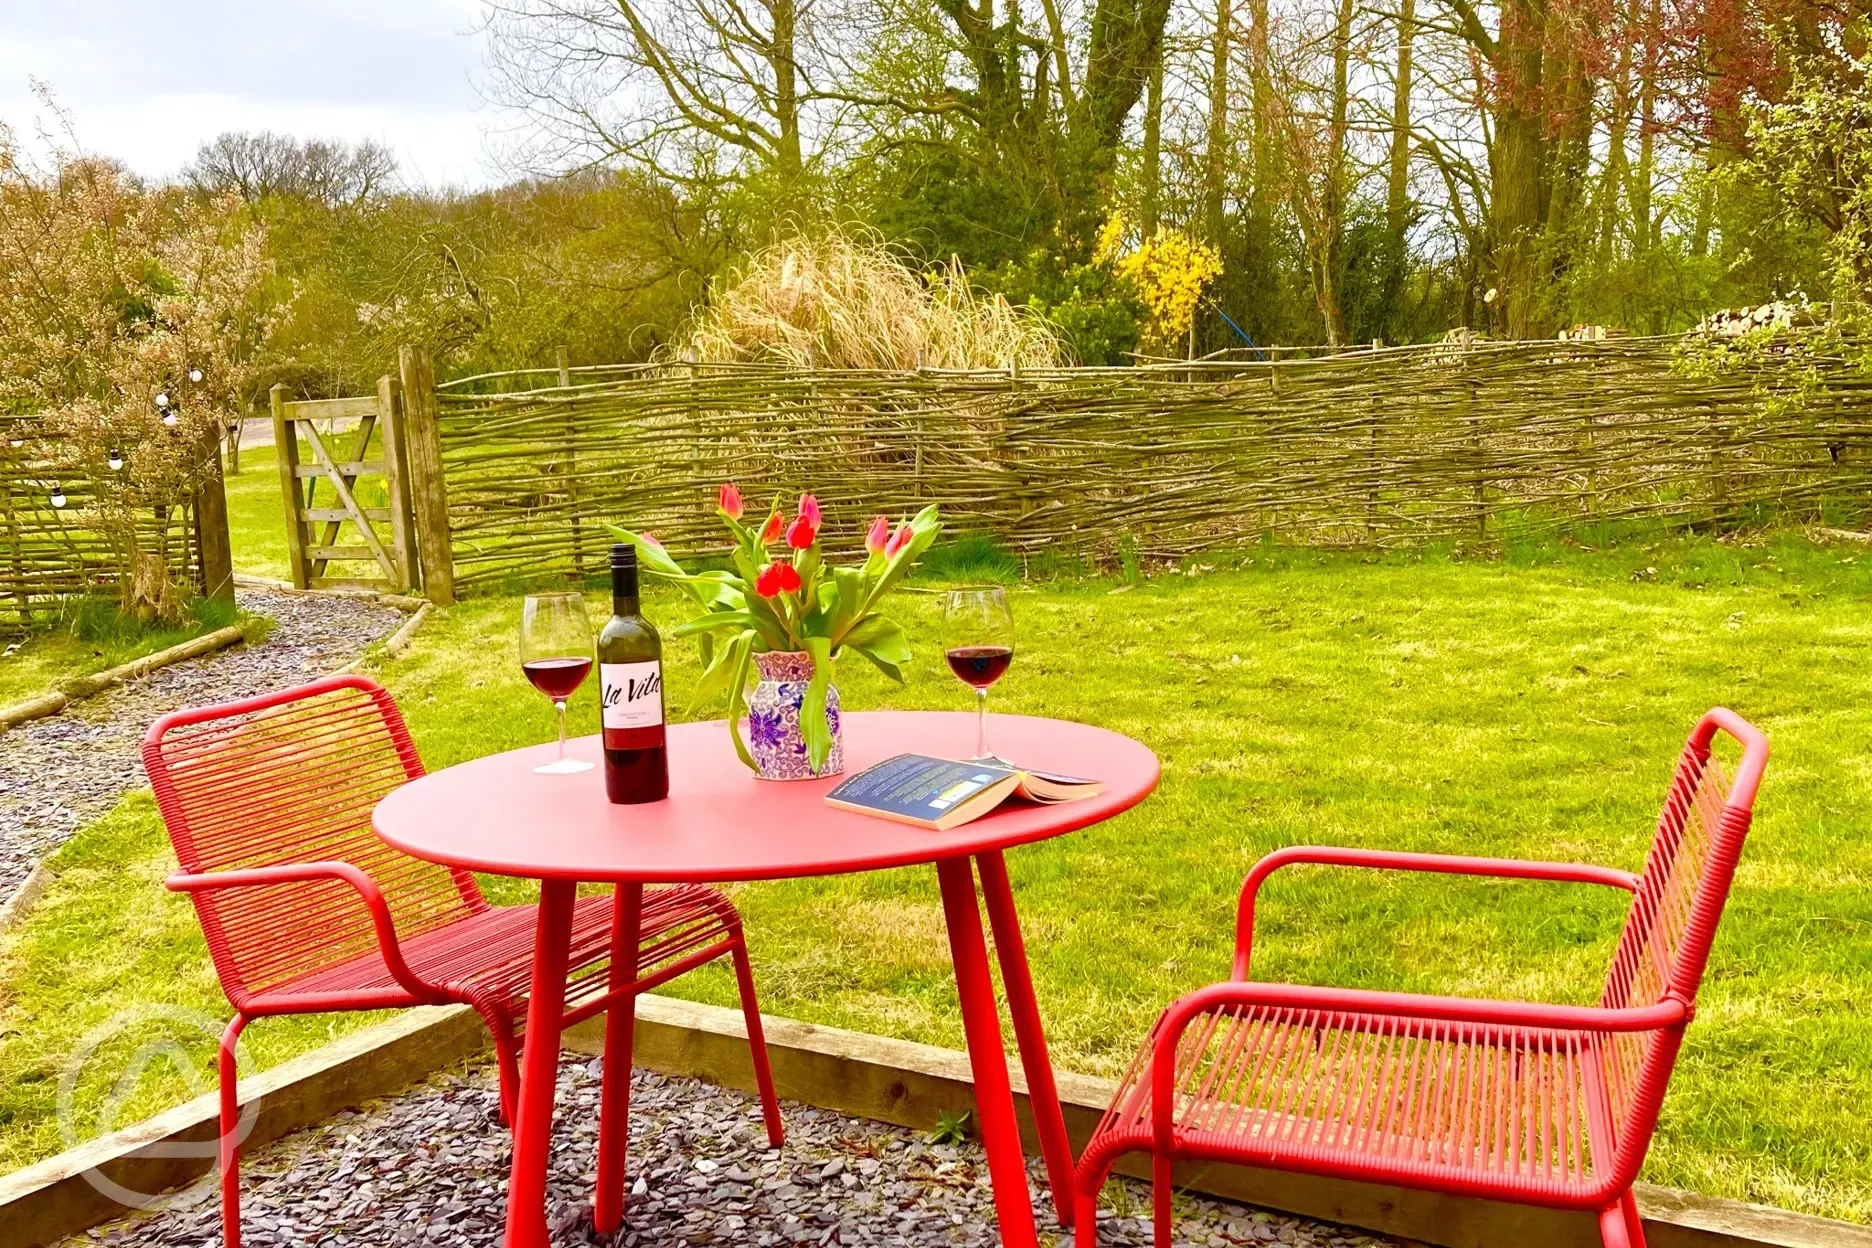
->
[1075,708,1769,1248]
[143,674,783,1248]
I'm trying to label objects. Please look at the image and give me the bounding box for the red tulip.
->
[759,511,784,543]
[718,482,744,520]
[865,515,890,555]
[785,514,818,549]
[799,493,822,527]
[755,560,802,598]
[884,523,913,557]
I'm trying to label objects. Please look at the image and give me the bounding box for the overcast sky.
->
[0,0,498,187]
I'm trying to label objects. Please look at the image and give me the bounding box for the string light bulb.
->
[49,484,67,509]
[162,409,179,428]
[155,391,170,409]
[108,449,125,471]
[187,368,203,383]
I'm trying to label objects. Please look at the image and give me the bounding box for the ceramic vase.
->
[745,650,844,780]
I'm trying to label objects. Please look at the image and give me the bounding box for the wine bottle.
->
[598,543,669,803]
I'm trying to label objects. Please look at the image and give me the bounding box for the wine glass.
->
[942,586,1015,763]
[520,592,596,775]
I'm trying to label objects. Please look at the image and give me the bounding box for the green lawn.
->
[221,440,294,584]
[223,437,395,587]
[3,533,1870,1221]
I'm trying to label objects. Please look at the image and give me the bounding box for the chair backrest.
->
[144,674,485,1006]
[1597,707,1768,1177]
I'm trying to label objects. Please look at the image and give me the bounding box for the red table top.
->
[373,711,1160,883]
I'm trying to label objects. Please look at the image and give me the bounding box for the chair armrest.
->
[1147,979,1687,1143]
[1232,846,1639,977]
[166,862,438,1003]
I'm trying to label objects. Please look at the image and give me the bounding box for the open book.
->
[825,753,1102,831]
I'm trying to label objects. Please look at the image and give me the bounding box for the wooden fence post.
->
[557,345,585,577]
[270,384,310,591]
[190,428,235,605]
[1463,348,1488,543]
[397,346,456,606]
[377,373,419,593]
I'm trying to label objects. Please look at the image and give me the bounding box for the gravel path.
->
[67,1061,1400,1248]
[0,588,406,905]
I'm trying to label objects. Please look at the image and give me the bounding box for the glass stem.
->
[975,687,988,760]
[555,699,569,764]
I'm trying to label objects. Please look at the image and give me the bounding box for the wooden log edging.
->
[1,996,1865,1248]
[0,621,259,735]
[0,863,54,933]
[382,602,431,660]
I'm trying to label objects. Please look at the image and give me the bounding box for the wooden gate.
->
[269,377,418,593]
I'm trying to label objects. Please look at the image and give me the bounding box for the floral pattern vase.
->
[745,650,844,780]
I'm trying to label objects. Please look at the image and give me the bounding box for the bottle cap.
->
[610,542,636,569]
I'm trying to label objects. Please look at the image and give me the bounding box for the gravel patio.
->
[63,1060,1403,1248]
[0,587,404,906]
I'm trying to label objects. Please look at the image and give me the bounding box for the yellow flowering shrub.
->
[1094,212,1222,355]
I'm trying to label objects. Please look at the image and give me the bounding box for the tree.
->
[185,132,396,206]
[0,130,273,618]
[484,0,821,183]
[1731,49,1872,302]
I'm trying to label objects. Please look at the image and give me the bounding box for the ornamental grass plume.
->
[676,229,1062,370]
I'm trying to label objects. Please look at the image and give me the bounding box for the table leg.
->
[936,856,1039,1248]
[976,849,1075,1226]
[595,881,644,1235]
[505,878,576,1248]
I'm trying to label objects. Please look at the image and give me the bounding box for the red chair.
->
[1074,708,1769,1248]
[143,674,783,1248]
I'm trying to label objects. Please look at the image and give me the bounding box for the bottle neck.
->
[612,563,639,615]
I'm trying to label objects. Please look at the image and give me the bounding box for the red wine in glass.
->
[520,592,597,774]
[522,656,593,701]
[945,645,1013,689]
[942,587,1015,761]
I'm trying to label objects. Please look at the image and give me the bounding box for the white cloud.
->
[0,0,498,187]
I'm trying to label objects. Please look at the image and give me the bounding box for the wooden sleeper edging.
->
[1,996,1866,1248]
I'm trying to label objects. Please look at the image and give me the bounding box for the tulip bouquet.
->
[609,485,941,773]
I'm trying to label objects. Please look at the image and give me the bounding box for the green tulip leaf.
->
[690,628,754,713]
[800,636,835,772]
[723,634,758,771]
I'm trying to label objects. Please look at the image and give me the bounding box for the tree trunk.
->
[1315,0,1356,344]
[1631,0,1661,254]
[1248,0,1276,230]
[771,0,803,176]
[1599,37,1635,270]
[1383,0,1416,336]
[1203,0,1233,244]
[1386,0,1415,242]
[1078,0,1176,178]
[1143,54,1164,235]
[1488,0,1550,338]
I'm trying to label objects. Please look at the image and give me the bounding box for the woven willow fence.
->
[0,415,221,633]
[430,336,1872,589]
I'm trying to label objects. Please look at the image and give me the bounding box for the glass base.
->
[534,758,595,775]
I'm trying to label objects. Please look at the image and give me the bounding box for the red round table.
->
[374,710,1159,1248]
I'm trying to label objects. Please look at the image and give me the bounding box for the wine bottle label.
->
[600,661,664,730]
